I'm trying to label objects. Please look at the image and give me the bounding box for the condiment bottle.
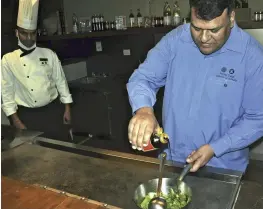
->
[142,127,169,152]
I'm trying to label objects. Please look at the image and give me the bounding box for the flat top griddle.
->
[1,137,242,209]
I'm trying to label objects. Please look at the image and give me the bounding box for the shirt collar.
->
[181,23,193,43]
[18,46,36,57]
[17,47,37,57]
[221,23,244,54]
[180,22,244,54]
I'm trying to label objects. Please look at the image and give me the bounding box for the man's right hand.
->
[10,113,27,130]
[13,119,27,130]
[128,107,159,150]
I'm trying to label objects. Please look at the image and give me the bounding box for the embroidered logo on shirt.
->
[221,67,227,73]
[229,69,235,74]
[216,67,237,82]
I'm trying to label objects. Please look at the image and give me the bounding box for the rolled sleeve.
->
[60,94,73,104]
[2,102,17,117]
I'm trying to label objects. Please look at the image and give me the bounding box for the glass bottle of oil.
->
[142,127,169,152]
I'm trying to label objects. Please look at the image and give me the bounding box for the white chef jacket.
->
[1,47,73,117]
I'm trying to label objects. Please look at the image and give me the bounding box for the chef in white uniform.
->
[1,0,73,140]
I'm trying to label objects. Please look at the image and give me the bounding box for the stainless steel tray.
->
[1,125,43,151]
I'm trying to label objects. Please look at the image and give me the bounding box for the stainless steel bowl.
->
[134,178,192,209]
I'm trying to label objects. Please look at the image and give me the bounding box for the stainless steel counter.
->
[2,136,243,209]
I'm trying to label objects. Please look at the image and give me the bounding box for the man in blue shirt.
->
[127,0,263,172]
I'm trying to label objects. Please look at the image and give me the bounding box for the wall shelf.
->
[37,26,176,42]
[237,21,263,29]
[37,21,263,43]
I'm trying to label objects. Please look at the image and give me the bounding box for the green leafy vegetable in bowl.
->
[140,188,191,209]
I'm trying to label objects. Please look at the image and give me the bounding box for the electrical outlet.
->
[123,49,131,56]
[96,41,102,52]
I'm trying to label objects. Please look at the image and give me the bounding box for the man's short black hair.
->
[189,0,235,21]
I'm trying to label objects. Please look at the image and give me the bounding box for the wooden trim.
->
[33,183,121,209]
[2,176,121,209]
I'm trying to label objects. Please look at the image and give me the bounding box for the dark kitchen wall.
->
[1,0,63,57]
[85,33,155,76]
[39,32,162,77]
[1,0,19,124]
[1,0,19,56]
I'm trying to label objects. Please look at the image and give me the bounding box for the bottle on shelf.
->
[151,16,156,27]
[163,1,172,26]
[173,1,181,26]
[129,9,135,27]
[105,21,110,30]
[160,16,164,27]
[100,14,104,31]
[96,14,101,31]
[110,21,116,30]
[91,15,96,32]
[137,9,143,28]
[72,13,78,33]
[93,15,98,31]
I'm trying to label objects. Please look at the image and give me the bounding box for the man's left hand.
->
[186,144,214,172]
[63,109,71,124]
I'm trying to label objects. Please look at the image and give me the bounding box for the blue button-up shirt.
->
[127,23,263,172]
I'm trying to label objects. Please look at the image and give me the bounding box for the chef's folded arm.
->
[51,51,73,104]
[127,32,177,113]
[210,61,263,157]
[1,57,18,117]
